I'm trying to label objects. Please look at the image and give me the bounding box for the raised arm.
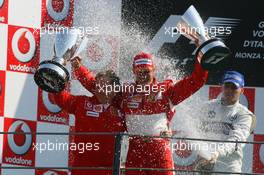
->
[167,59,208,105]
[49,90,78,114]
[71,57,96,92]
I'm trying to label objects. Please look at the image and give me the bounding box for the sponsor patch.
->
[155,91,163,100]
[208,110,216,118]
[85,100,93,110]
[127,102,139,109]
[86,111,100,118]
[93,104,103,113]
[130,94,142,102]
[229,114,238,122]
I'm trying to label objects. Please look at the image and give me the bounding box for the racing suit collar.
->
[220,98,239,108]
[93,95,111,109]
[135,77,157,86]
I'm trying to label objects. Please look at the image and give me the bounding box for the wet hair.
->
[95,70,120,86]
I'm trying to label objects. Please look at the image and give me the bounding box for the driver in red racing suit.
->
[49,61,126,175]
[72,52,208,175]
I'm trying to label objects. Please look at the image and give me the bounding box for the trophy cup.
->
[34,29,86,93]
[0,0,4,8]
[177,5,231,70]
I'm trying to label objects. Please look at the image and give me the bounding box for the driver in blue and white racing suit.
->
[194,71,256,174]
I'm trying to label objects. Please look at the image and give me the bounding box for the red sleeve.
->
[167,60,208,105]
[113,93,127,132]
[73,65,96,92]
[50,90,78,114]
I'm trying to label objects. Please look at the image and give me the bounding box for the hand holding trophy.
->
[34,29,88,93]
[178,5,231,70]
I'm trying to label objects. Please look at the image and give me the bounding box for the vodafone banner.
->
[0,0,122,174]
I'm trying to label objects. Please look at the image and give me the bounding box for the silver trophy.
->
[34,29,87,93]
[177,5,231,70]
[0,0,4,8]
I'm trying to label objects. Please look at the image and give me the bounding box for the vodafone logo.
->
[8,121,32,155]
[85,38,112,70]
[43,171,58,175]
[0,0,4,8]
[47,0,70,21]
[12,28,36,63]
[42,91,61,113]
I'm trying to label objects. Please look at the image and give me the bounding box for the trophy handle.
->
[69,37,89,61]
[65,44,78,63]
[53,44,56,57]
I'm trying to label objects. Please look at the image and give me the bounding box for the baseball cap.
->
[133,52,154,71]
[222,71,245,88]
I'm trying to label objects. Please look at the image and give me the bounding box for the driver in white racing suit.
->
[194,71,256,174]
